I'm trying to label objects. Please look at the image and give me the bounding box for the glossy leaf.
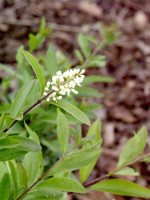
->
[89,179,150,198]
[23,51,45,96]
[0,173,11,200]
[36,177,86,193]
[51,100,91,126]
[10,79,37,120]
[117,126,147,168]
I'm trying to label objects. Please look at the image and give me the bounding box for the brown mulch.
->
[0,1,150,200]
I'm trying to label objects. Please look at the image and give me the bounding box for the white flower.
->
[43,68,85,102]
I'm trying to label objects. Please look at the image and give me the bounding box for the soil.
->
[0,0,150,200]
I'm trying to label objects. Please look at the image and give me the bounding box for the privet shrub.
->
[0,18,150,200]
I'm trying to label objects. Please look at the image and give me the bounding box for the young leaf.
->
[23,51,45,96]
[16,45,24,65]
[75,49,84,64]
[57,109,69,154]
[112,167,139,176]
[0,173,11,200]
[45,44,58,76]
[36,177,86,193]
[83,75,115,86]
[89,179,150,198]
[117,126,148,168]
[78,33,91,58]
[87,56,106,68]
[74,87,103,98]
[51,100,91,126]
[10,79,37,120]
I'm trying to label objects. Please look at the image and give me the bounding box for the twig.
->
[83,152,150,188]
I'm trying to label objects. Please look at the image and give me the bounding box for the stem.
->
[3,91,54,133]
[83,152,150,188]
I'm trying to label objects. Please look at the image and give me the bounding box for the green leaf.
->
[24,122,44,174]
[8,160,20,199]
[17,163,28,190]
[0,112,5,132]
[0,64,21,80]
[112,167,139,176]
[0,148,26,161]
[10,136,41,152]
[87,55,106,68]
[89,179,150,198]
[57,109,69,154]
[142,157,150,162]
[16,45,24,65]
[45,44,58,76]
[0,162,8,180]
[51,100,91,126]
[49,147,101,176]
[87,36,98,45]
[22,189,66,200]
[24,123,43,184]
[83,75,115,86]
[36,177,86,194]
[117,126,148,168]
[0,137,20,149]
[23,51,45,96]
[39,17,46,34]
[78,33,91,58]
[74,87,103,98]
[75,49,84,64]
[10,79,37,120]
[0,173,11,200]
[80,156,99,184]
[80,120,101,183]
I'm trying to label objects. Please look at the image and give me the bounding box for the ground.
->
[0,0,150,200]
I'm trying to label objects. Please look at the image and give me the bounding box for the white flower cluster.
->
[43,69,85,102]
